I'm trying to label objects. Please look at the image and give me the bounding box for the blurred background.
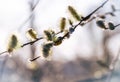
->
[0,0,120,82]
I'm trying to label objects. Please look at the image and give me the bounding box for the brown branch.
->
[86,9,120,24]
[29,56,41,62]
[114,23,120,28]
[21,37,44,47]
[0,0,111,58]
[61,0,109,40]
[82,0,109,21]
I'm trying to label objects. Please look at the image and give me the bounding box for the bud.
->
[69,27,74,34]
[68,19,73,26]
[64,30,70,38]
[26,28,37,41]
[41,42,53,58]
[53,37,63,46]
[7,34,18,53]
[68,6,81,21]
[44,30,53,41]
[60,17,66,32]
[108,22,115,30]
[96,20,107,29]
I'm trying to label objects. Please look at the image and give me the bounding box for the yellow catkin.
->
[26,28,37,41]
[41,42,53,58]
[7,34,18,53]
[53,37,62,46]
[68,6,81,21]
[60,17,66,32]
[44,30,53,41]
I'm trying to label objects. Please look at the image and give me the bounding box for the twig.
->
[29,56,40,62]
[84,8,120,24]
[18,0,40,31]
[62,0,109,39]
[0,51,8,55]
[114,23,120,28]
[82,0,109,21]
[31,0,40,11]
[0,0,111,57]
[21,37,44,47]
[55,31,63,35]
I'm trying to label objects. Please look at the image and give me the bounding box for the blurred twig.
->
[18,0,40,31]
[62,0,109,40]
[106,46,120,82]
[29,56,40,62]
[0,51,8,56]
[86,9,120,24]
[0,0,112,59]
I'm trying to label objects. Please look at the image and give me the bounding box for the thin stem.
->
[61,0,109,40]
[82,8,120,24]
[82,0,109,21]
[75,0,109,29]
[0,51,8,56]
[55,31,63,35]
[21,37,44,47]
[18,0,40,31]
[0,0,111,58]
[31,0,40,11]
[114,23,120,28]
[29,56,40,62]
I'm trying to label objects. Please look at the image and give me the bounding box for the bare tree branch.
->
[21,37,43,47]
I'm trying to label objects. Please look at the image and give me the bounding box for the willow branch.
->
[29,56,41,62]
[61,0,109,40]
[114,23,120,28]
[0,0,111,57]
[86,8,120,24]
[81,0,109,21]
[21,37,44,47]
